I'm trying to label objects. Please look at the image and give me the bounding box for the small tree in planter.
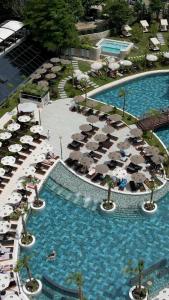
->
[20,210,34,246]
[67,272,85,300]
[15,256,39,294]
[26,176,43,208]
[144,180,156,211]
[118,88,127,117]
[103,179,115,210]
[125,259,147,300]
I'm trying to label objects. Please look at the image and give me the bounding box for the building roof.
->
[0,20,24,41]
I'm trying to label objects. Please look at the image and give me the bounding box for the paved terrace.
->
[41,99,165,193]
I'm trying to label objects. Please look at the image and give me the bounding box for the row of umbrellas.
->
[91,60,133,72]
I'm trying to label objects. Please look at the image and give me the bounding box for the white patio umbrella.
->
[0,141,2,148]
[18,115,31,123]
[0,272,10,291]
[33,153,46,163]
[38,80,49,87]
[7,122,20,132]
[30,73,41,80]
[91,61,103,71]
[51,66,62,73]
[18,103,37,113]
[74,95,84,104]
[24,166,36,176]
[108,62,120,70]
[50,57,60,63]
[60,59,71,65]
[73,70,82,77]
[40,142,53,153]
[120,60,132,67]
[112,167,127,179]
[0,168,5,177]
[30,125,43,134]
[0,205,13,219]
[0,132,12,140]
[45,73,56,80]
[163,52,169,59]
[36,68,46,74]
[43,63,53,69]
[20,135,33,144]
[77,73,89,82]
[146,54,158,62]
[8,144,22,153]
[0,221,11,235]
[1,156,16,166]
[106,57,115,63]
[7,192,22,204]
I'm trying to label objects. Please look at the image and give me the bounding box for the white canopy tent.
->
[122,25,132,37]
[2,21,23,32]
[149,37,160,51]
[0,20,24,52]
[140,20,149,32]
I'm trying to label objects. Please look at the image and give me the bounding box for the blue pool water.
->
[99,40,130,55]
[93,73,169,147]
[22,186,169,300]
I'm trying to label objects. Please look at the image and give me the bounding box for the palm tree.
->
[149,180,156,205]
[15,256,33,283]
[118,88,127,117]
[106,179,114,208]
[146,108,161,129]
[79,75,89,105]
[25,176,42,206]
[67,272,84,300]
[125,259,146,298]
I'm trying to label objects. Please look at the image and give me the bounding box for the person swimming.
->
[47,250,56,261]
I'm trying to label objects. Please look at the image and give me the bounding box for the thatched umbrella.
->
[36,68,46,74]
[86,115,99,124]
[108,151,121,160]
[131,172,146,183]
[69,151,82,160]
[130,128,143,137]
[86,100,98,108]
[94,134,107,142]
[91,61,103,71]
[79,156,94,167]
[102,125,114,134]
[86,141,98,151]
[130,154,145,165]
[117,141,130,150]
[31,73,41,80]
[144,146,159,156]
[79,124,92,132]
[74,95,84,104]
[71,133,84,141]
[95,164,109,174]
[100,105,113,113]
[60,59,71,65]
[151,154,164,164]
[108,114,122,122]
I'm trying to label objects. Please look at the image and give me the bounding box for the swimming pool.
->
[21,182,169,300]
[93,73,169,147]
[96,38,133,56]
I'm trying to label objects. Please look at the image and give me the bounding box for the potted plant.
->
[125,260,148,300]
[15,256,42,296]
[100,179,116,213]
[142,180,157,214]
[67,272,85,300]
[19,211,35,248]
[27,177,45,211]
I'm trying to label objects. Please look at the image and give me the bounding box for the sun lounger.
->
[113,121,126,129]
[0,253,13,261]
[107,134,118,141]
[107,161,117,170]
[100,140,113,149]
[89,151,102,159]
[97,147,106,154]
[129,181,138,192]
[65,158,74,167]
[35,168,46,175]
[1,240,14,247]
[91,173,103,182]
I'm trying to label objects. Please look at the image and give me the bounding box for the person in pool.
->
[47,250,56,261]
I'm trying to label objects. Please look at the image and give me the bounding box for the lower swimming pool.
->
[93,73,169,147]
[21,181,169,300]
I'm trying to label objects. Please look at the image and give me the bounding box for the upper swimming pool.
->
[96,38,133,56]
[93,72,169,146]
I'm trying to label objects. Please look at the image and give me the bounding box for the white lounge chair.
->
[122,25,132,37]
[149,37,160,51]
[140,20,149,33]
[160,19,168,32]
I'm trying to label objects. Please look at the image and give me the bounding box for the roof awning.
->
[160,19,168,26]
[150,37,160,45]
[140,20,149,27]
[2,20,24,32]
[0,28,14,40]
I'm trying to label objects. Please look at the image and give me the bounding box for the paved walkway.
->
[152,288,169,300]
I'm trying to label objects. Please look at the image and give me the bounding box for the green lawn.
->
[78,61,91,73]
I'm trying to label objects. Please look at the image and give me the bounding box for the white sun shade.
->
[150,37,160,46]
[0,28,13,40]
[140,20,149,27]
[160,19,168,26]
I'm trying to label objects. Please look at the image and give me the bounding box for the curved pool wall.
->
[88,70,169,147]
[21,179,169,300]
[47,161,168,210]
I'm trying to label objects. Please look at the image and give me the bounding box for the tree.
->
[125,259,147,299]
[118,88,127,117]
[82,0,102,15]
[133,0,147,21]
[149,0,164,20]
[24,0,79,52]
[26,176,42,207]
[66,0,84,19]
[67,272,84,300]
[0,0,25,19]
[104,0,133,34]
[131,24,143,44]
[105,179,114,208]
